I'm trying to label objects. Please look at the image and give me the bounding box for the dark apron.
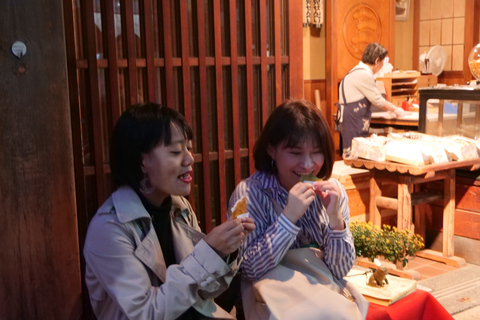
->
[336,69,372,158]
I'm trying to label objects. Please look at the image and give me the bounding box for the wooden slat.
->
[416,249,466,268]
[288,0,303,98]
[178,0,195,211]
[397,175,413,233]
[443,169,456,257]
[102,0,121,124]
[76,55,286,69]
[245,0,256,174]
[63,1,92,317]
[83,0,106,205]
[178,1,192,123]
[161,0,175,109]
[412,0,420,70]
[274,0,282,106]
[463,0,480,84]
[229,0,242,185]
[213,0,227,222]
[259,0,268,126]
[376,196,398,210]
[140,0,156,102]
[369,174,381,226]
[411,191,443,206]
[64,0,86,228]
[120,0,138,106]
[196,0,213,232]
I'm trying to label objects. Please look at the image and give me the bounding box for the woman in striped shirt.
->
[228,99,359,317]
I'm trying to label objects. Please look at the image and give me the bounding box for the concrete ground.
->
[453,305,480,320]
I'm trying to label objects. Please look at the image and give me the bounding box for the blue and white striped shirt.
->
[228,171,355,281]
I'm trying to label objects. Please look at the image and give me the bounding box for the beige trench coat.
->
[84,186,239,319]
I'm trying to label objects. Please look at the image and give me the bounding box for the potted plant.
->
[350,222,425,269]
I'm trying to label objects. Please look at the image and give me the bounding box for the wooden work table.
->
[344,158,480,267]
[370,111,419,133]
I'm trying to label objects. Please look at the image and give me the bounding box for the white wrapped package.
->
[385,140,431,166]
[351,136,387,162]
[443,136,480,160]
[385,134,450,165]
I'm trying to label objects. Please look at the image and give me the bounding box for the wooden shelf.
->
[377,73,437,109]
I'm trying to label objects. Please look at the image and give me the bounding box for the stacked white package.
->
[386,133,450,165]
[351,136,388,162]
[441,136,478,161]
[385,139,431,166]
[444,136,480,159]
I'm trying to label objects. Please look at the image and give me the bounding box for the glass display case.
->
[418,86,480,139]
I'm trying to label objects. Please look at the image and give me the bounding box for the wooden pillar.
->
[369,172,382,226]
[397,175,414,233]
[0,1,82,319]
[443,169,456,257]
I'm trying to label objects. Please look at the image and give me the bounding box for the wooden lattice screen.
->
[64,0,303,241]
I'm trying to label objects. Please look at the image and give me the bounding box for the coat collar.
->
[110,186,191,224]
[106,186,201,283]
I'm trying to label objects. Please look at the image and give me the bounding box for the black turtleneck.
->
[136,192,201,319]
[137,193,176,267]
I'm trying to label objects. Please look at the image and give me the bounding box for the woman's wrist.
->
[328,214,345,230]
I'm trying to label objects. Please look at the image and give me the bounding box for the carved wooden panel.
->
[328,0,394,84]
[343,4,383,61]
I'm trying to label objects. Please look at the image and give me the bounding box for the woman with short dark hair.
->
[84,102,255,320]
[229,99,367,319]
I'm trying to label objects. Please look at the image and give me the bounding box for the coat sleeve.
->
[84,212,237,320]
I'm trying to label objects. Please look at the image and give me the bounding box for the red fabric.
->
[367,290,454,320]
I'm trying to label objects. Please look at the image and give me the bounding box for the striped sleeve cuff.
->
[278,214,301,235]
[327,221,348,239]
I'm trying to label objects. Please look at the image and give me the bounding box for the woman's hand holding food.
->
[283,182,316,224]
[313,180,344,230]
[205,217,255,257]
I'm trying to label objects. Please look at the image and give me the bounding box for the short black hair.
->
[362,42,388,65]
[110,102,193,189]
[253,99,335,180]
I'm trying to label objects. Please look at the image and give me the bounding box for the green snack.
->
[299,174,322,183]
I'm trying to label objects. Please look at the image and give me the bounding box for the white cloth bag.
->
[241,247,369,320]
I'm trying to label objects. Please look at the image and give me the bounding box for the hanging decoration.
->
[303,0,324,29]
[312,0,324,29]
[303,0,312,27]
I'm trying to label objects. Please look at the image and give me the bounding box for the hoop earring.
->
[271,158,276,171]
[139,176,155,194]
